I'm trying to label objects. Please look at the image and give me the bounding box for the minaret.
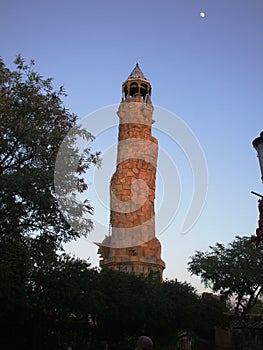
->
[98,64,165,279]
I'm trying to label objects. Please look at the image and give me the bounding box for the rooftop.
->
[128,63,147,80]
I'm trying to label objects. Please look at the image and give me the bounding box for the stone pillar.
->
[99,65,165,280]
[110,101,157,248]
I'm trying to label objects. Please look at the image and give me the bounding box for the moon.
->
[200,11,206,18]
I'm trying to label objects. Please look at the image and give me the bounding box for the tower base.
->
[98,237,165,280]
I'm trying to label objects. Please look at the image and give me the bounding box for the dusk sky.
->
[2,0,263,291]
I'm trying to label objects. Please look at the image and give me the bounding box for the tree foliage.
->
[0,56,100,348]
[0,55,100,244]
[0,249,227,349]
[188,236,263,317]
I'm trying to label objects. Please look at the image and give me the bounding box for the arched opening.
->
[124,84,128,99]
[140,83,148,98]
[122,79,152,103]
[129,249,137,256]
[130,82,139,97]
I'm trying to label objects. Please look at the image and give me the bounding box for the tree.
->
[0,55,100,244]
[0,56,100,348]
[25,239,99,349]
[188,236,263,317]
[92,270,225,349]
[145,279,199,339]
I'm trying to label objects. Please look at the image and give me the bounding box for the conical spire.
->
[128,63,147,80]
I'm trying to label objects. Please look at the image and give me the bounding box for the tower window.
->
[130,83,139,97]
[128,249,137,256]
[140,83,148,98]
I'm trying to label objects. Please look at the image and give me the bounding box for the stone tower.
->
[98,64,165,279]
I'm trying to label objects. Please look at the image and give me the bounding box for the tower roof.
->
[128,63,147,80]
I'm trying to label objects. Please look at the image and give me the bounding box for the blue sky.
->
[2,0,263,291]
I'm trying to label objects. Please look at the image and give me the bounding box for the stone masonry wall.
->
[110,101,157,247]
[99,100,165,278]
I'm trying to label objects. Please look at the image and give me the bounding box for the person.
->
[134,336,153,350]
[99,340,108,350]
